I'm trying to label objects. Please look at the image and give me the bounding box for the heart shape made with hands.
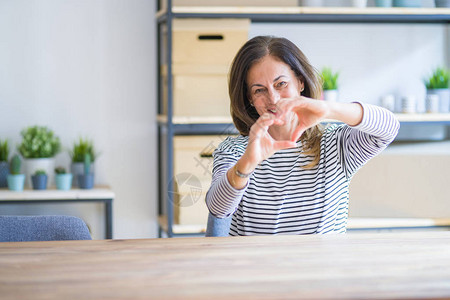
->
[273,97,328,142]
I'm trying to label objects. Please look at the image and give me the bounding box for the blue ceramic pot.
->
[375,0,393,7]
[0,161,9,188]
[7,174,25,191]
[31,174,48,190]
[393,0,421,7]
[78,173,94,189]
[55,173,73,190]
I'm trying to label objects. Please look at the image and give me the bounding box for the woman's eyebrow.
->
[249,75,288,89]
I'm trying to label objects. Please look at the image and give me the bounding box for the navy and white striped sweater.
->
[205,103,400,236]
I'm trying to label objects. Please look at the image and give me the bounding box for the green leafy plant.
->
[0,139,9,162]
[84,153,91,175]
[10,154,21,175]
[18,126,61,158]
[70,138,97,163]
[55,166,67,174]
[34,169,47,176]
[321,67,339,90]
[425,67,449,89]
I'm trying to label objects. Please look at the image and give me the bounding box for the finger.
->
[291,127,305,142]
[252,118,276,135]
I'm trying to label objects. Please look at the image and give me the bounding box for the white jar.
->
[426,94,440,113]
[380,95,395,112]
[401,96,416,113]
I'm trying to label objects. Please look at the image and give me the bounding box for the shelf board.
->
[394,113,450,124]
[158,6,450,23]
[158,113,450,126]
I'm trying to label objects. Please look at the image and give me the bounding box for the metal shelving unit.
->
[157,1,450,237]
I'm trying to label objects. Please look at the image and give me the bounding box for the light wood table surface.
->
[1,232,450,299]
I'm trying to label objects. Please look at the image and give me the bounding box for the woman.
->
[205,36,399,236]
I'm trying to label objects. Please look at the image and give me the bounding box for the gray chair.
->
[0,215,92,242]
[205,213,232,237]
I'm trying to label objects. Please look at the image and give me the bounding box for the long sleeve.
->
[205,136,249,218]
[331,102,400,180]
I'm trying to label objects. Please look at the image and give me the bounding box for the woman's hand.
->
[240,113,297,172]
[277,96,330,142]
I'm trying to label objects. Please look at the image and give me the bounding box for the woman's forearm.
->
[325,102,364,126]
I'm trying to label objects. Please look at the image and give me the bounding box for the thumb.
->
[291,127,305,143]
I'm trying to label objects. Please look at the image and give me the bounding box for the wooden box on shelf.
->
[172,18,250,66]
[162,65,231,118]
[173,135,228,225]
[161,18,249,118]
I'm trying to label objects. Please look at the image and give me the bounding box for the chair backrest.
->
[0,215,92,242]
[205,213,232,237]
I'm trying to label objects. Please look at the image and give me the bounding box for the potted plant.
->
[321,67,339,102]
[7,155,25,191]
[31,170,48,190]
[424,67,449,113]
[0,139,9,188]
[18,126,61,188]
[55,166,73,190]
[78,154,94,189]
[70,138,97,187]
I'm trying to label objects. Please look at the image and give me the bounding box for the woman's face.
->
[246,55,304,117]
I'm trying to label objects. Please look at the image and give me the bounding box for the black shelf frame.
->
[156,1,450,237]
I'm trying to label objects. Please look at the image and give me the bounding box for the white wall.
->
[0,0,157,239]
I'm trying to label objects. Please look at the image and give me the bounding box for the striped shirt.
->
[205,103,400,236]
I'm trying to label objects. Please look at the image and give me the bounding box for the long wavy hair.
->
[228,36,323,169]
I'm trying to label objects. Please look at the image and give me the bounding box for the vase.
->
[427,89,450,113]
[393,0,421,7]
[55,174,73,190]
[71,162,95,187]
[435,0,450,7]
[323,90,339,102]
[7,174,25,191]
[23,158,55,188]
[31,174,48,190]
[78,173,94,189]
[375,0,393,7]
[0,161,9,188]
[352,0,367,7]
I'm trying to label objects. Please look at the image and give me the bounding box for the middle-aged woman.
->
[205,36,399,236]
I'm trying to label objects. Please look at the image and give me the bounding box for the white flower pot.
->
[24,158,55,188]
[352,0,367,7]
[323,90,339,102]
[427,89,450,113]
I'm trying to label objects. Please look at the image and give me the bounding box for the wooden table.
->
[1,232,449,299]
[0,187,114,239]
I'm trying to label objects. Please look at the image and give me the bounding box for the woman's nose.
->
[267,89,280,104]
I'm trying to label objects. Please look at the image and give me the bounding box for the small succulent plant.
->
[10,155,22,175]
[425,67,449,89]
[321,67,339,90]
[55,166,67,174]
[18,126,61,158]
[84,153,91,175]
[0,139,9,162]
[34,169,47,176]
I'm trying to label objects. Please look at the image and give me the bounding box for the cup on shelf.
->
[380,94,396,112]
[401,95,416,113]
[426,94,440,113]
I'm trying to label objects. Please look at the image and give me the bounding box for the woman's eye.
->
[277,81,287,88]
[254,88,263,94]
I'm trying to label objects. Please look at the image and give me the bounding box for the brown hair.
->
[228,36,323,168]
